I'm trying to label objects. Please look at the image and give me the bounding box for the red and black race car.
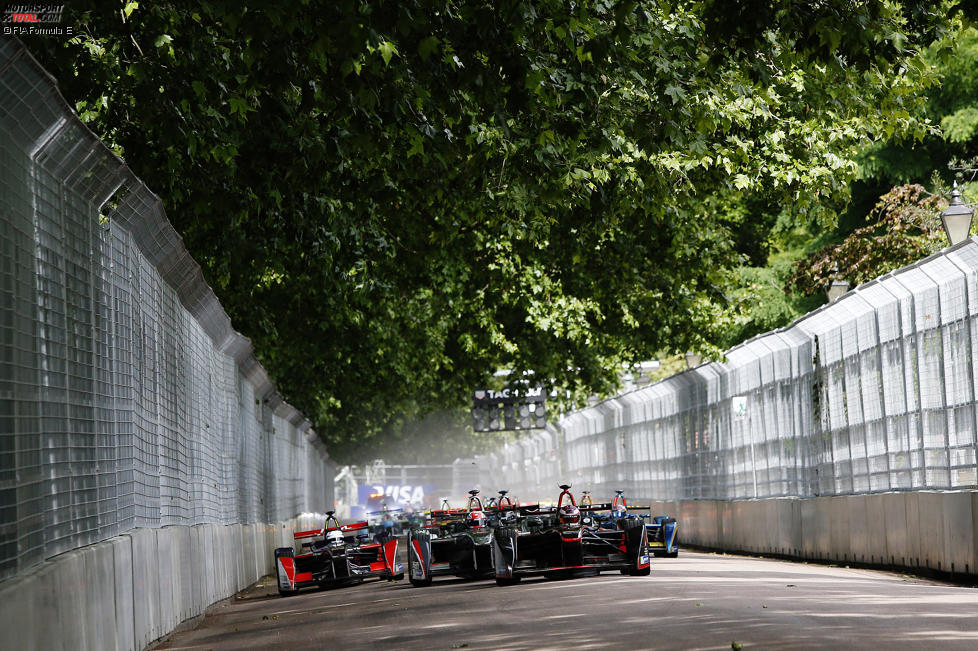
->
[491,484,650,585]
[274,511,403,596]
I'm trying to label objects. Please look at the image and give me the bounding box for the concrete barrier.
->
[846,495,868,563]
[155,527,176,639]
[942,491,973,575]
[131,528,161,649]
[864,494,887,564]
[828,496,850,562]
[0,572,37,649]
[189,526,205,621]
[173,526,194,623]
[776,498,799,556]
[918,491,946,571]
[111,536,135,651]
[799,497,817,558]
[972,493,978,575]
[883,491,910,566]
[54,549,88,650]
[667,491,978,576]
[84,543,119,650]
[718,500,734,549]
[0,518,297,651]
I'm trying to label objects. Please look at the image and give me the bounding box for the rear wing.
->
[485,502,540,513]
[516,504,553,514]
[427,508,468,517]
[294,528,324,541]
[582,503,651,512]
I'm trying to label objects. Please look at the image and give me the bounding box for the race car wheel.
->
[493,527,521,586]
[622,519,651,576]
[408,531,432,587]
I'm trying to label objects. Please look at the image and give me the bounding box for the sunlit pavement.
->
[154,550,978,650]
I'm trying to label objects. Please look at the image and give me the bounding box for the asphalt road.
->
[155,550,978,650]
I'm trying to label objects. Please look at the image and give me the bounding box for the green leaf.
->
[378,40,397,66]
[418,36,439,61]
[664,84,685,104]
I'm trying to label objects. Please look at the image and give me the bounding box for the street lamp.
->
[684,351,702,369]
[826,279,850,302]
[941,181,975,246]
[825,263,849,302]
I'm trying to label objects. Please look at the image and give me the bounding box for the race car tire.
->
[622,519,651,576]
[493,527,520,586]
[408,531,432,587]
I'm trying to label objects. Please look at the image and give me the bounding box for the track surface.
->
[156,550,978,650]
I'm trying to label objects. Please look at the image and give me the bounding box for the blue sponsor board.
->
[352,484,438,519]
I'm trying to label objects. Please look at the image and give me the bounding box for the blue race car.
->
[593,490,679,558]
[646,514,679,558]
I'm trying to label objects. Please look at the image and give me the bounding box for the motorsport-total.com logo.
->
[3,4,73,36]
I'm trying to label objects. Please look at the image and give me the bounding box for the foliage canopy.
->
[28,1,951,461]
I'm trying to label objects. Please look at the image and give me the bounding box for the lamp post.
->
[941,182,975,246]
[825,263,849,302]
[826,279,850,302]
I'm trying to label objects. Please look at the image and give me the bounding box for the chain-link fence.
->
[0,38,333,582]
[484,241,978,505]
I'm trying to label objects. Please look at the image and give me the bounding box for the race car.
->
[646,514,679,558]
[406,489,497,586]
[484,489,517,526]
[599,489,680,558]
[367,502,406,537]
[592,489,645,530]
[274,511,403,596]
[491,484,650,586]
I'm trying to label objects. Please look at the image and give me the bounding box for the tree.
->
[788,183,951,295]
[25,1,951,461]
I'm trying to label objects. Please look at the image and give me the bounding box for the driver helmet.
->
[612,506,626,519]
[326,529,345,546]
[559,504,581,526]
[468,510,487,528]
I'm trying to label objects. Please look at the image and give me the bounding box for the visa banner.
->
[357,484,434,508]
